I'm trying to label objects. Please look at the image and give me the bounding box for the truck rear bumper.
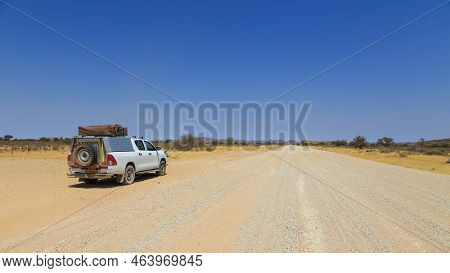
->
[67,172,115,179]
[67,167,115,179]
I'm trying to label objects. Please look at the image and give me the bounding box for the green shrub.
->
[377,137,394,147]
[350,136,368,149]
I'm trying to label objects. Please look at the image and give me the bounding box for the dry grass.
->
[0,148,70,159]
[314,146,450,175]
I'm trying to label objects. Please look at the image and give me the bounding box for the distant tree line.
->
[302,135,449,157]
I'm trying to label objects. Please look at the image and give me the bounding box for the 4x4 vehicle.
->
[67,135,168,185]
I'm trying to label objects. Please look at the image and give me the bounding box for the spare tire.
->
[73,144,97,167]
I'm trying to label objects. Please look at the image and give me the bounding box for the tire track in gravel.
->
[126,152,279,252]
[305,150,449,251]
[292,148,449,252]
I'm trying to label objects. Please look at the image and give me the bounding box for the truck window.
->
[145,141,156,151]
[134,140,146,151]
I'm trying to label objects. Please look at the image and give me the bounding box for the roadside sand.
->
[313,146,450,175]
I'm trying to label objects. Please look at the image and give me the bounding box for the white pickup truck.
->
[67,136,168,185]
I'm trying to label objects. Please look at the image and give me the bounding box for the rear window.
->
[104,137,134,152]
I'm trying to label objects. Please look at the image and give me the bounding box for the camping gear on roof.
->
[78,124,128,137]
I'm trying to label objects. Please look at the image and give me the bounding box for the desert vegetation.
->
[306,135,449,157]
[309,136,449,174]
[0,135,71,154]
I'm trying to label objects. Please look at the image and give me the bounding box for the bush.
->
[350,136,368,149]
[377,137,394,147]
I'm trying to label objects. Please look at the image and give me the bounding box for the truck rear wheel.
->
[122,164,136,185]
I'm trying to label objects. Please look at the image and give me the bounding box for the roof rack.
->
[78,124,128,137]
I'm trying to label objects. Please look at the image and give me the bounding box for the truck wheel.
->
[123,164,136,185]
[156,161,166,176]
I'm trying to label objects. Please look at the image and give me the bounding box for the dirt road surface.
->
[1,146,449,252]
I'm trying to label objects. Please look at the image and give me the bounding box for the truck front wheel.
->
[156,161,166,176]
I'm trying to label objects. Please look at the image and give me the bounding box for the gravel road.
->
[1,146,449,252]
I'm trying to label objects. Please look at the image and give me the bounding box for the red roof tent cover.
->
[78,124,128,137]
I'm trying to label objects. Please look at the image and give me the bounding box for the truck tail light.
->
[107,154,117,166]
[67,154,72,166]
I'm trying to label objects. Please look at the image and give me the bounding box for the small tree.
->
[4,134,13,141]
[350,136,368,149]
[377,137,394,147]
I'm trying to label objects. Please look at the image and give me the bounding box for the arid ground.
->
[0,146,449,252]
[314,146,450,175]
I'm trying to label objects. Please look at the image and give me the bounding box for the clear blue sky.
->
[1,0,449,142]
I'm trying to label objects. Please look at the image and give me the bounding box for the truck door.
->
[145,141,160,169]
[133,140,149,171]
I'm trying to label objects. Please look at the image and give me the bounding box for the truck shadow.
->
[68,173,158,189]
